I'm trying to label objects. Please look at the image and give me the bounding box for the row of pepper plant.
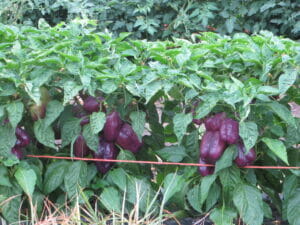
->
[0,19,299,225]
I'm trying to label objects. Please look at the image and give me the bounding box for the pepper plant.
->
[0,20,299,225]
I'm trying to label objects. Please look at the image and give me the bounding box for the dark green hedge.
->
[0,0,299,40]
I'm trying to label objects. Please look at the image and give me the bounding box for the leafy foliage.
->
[0,20,299,224]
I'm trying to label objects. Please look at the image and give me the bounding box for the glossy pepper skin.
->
[73,135,90,157]
[103,111,122,142]
[93,139,118,174]
[193,118,203,125]
[198,158,214,177]
[72,105,90,126]
[116,123,142,153]
[15,127,30,147]
[234,141,256,167]
[208,131,227,163]
[204,112,226,131]
[72,105,87,118]
[80,116,90,126]
[220,118,239,144]
[11,147,24,159]
[83,96,100,113]
[200,131,214,160]
[200,131,227,163]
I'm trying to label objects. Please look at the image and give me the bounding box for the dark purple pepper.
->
[72,105,87,118]
[30,104,46,121]
[80,116,90,126]
[200,131,215,160]
[103,111,122,142]
[93,139,118,174]
[193,118,203,125]
[198,158,214,177]
[73,135,90,157]
[234,141,256,167]
[220,118,239,144]
[204,112,226,131]
[15,139,23,147]
[207,131,227,163]
[116,123,142,153]
[83,96,100,113]
[200,131,227,163]
[11,147,24,159]
[15,127,30,147]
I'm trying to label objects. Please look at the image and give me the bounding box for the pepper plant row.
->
[0,20,299,225]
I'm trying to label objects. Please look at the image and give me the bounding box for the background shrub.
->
[0,0,299,40]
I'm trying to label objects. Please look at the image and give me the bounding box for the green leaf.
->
[219,166,241,192]
[263,202,273,219]
[44,160,69,194]
[63,81,82,105]
[163,173,186,203]
[6,102,24,128]
[30,68,53,87]
[64,161,88,198]
[82,124,99,151]
[195,93,219,118]
[32,191,45,214]
[34,121,57,150]
[145,80,162,103]
[0,184,22,224]
[206,182,221,211]
[278,69,298,94]
[233,184,263,225]
[173,113,193,144]
[14,166,37,196]
[286,121,300,147]
[239,122,258,152]
[268,102,296,127]
[0,105,5,117]
[106,168,127,192]
[261,138,288,164]
[130,111,146,141]
[187,184,202,212]
[225,17,236,33]
[215,145,236,173]
[126,177,155,213]
[283,175,298,202]
[90,111,106,134]
[260,1,276,12]
[200,174,217,204]
[86,164,98,186]
[184,89,198,103]
[100,187,122,213]
[282,175,298,219]
[156,145,187,162]
[0,125,17,157]
[24,83,41,104]
[0,83,16,97]
[117,150,139,174]
[61,118,81,147]
[210,207,237,225]
[43,100,64,127]
[101,80,118,94]
[258,86,279,95]
[287,189,300,225]
[176,48,191,67]
[0,165,12,187]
